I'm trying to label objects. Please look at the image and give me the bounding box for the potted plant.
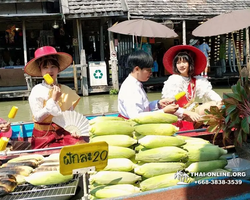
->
[201,67,250,160]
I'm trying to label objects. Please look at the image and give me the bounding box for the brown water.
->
[0,87,233,123]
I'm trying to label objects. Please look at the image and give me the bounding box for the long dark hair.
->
[173,51,195,76]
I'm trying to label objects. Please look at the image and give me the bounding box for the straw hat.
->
[24,46,73,77]
[163,45,207,75]
[189,39,198,46]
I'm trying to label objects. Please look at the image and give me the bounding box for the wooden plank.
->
[0,69,26,86]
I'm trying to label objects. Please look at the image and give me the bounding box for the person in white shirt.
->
[24,46,87,149]
[118,50,179,119]
[161,45,222,122]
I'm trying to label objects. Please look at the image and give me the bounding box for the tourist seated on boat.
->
[161,45,223,122]
[24,46,87,149]
[118,50,179,119]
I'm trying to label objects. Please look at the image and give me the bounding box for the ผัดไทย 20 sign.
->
[59,142,108,175]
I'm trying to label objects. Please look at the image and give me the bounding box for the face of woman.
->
[137,67,152,82]
[40,63,59,81]
[176,58,189,77]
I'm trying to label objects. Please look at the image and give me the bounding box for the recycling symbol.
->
[93,69,103,79]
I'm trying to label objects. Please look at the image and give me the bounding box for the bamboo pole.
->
[73,61,78,93]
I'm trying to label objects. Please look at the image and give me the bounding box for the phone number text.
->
[195,179,242,185]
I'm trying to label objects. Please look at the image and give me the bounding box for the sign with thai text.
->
[59,142,108,175]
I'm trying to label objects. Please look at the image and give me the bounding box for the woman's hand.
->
[163,104,179,114]
[158,98,176,109]
[52,85,62,102]
[184,110,201,122]
[0,122,10,132]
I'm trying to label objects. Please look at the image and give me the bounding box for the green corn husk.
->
[140,172,194,191]
[108,146,135,159]
[139,135,186,148]
[134,162,186,178]
[103,158,135,172]
[135,124,179,136]
[135,146,188,162]
[90,134,137,147]
[132,112,178,124]
[90,121,134,136]
[89,171,141,185]
[90,184,140,199]
[186,159,228,173]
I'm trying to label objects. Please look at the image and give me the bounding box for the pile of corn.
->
[178,136,229,180]
[132,113,195,192]
[89,117,141,199]
[88,113,230,198]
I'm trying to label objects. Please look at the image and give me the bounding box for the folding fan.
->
[52,110,90,136]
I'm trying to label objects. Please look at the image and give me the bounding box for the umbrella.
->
[192,9,250,37]
[192,9,250,74]
[108,19,178,38]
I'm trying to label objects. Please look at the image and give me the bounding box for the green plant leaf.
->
[236,130,243,146]
[225,105,237,115]
[223,97,238,105]
[224,93,242,102]
[241,117,249,134]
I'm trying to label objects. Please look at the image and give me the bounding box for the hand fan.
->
[52,110,90,136]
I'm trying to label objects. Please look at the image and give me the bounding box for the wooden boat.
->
[112,178,250,200]
[10,112,120,140]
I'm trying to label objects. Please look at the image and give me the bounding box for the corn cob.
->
[90,135,137,147]
[108,146,135,159]
[8,154,44,162]
[90,121,134,136]
[135,124,179,136]
[25,171,73,186]
[184,146,228,162]
[140,172,193,191]
[135,146,188,162]
[175,91,186,101]
[90,184,140,199]
[89,171,141,185]
[89,116,125,125]
[103,158,135,172]
[138,135,185,148]
[134,162,186,178]
[186,159,228,173]
[132,112,178,124]
[0,137,9,151]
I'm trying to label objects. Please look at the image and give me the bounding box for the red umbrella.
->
[192,9,250,37]
[108,19,178,38]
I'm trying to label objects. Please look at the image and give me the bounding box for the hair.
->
[173,51,195,76]
[127,50,153,72]
[36,55,60,70]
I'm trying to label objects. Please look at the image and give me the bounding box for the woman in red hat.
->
[161,45,222,122]
[24,46,87,149]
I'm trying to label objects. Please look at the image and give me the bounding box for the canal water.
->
[0,86,233,123]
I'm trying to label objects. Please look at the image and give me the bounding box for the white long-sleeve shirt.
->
[118,75,162,119]
[161,74,222,118]
[28,81,73,122]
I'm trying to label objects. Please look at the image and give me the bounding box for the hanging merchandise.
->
[149,38,155,44]
[141,37,147,43]
[6,25,16,44]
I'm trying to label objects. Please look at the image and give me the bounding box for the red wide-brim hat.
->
[163,45,207,75]
[24,46,73,77]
